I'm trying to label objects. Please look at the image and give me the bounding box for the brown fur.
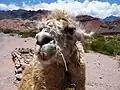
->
[18,11,86,90]
[18,48,85,90]
[18,66,34,90]
[18,55,68,90]
[67,48,85,90]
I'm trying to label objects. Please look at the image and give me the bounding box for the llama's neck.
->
[32,55,67,90]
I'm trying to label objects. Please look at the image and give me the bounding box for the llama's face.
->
[35,19,76,61]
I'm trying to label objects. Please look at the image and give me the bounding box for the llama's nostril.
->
[36,36,54,46]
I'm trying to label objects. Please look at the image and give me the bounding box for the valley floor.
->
[0,33,120,90]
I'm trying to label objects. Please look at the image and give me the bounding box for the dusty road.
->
[0,33,120,90]
[85,53,120,90]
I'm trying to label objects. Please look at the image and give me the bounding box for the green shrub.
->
[85,36,120,56]
[0,28,19,34]
[3,29,11,34]
[0,28,37,38]
[18,31,36,38]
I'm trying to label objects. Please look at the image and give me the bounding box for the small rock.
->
[15,73,22,80]
[99,76,103,79]
[24,40,27,42]
[98,62,101,65]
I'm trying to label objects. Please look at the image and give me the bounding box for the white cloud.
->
[0,0,120,18]
[0,4,20,10]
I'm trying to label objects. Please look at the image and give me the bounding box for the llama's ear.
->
[75,31,84,41]
[75,30,95,41]
[82,31,95,38]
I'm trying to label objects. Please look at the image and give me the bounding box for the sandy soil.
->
[0,33,120,90]
[85,53,120,90]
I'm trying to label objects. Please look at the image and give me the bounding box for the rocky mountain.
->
[0,9,50,32]
[0,9,120,36]
[76,15,120,35]
[0,19,38,31]
[0,9,50,20]
[76,15,102,32]
[0,10,102,33]
[102,16,120,22]
[98,18,120,35]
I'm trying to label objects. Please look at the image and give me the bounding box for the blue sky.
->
[0,0,119,5]
[101,0,120,4]
[0,0,120,18]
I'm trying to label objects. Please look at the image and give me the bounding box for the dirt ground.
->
[0,33,120,90]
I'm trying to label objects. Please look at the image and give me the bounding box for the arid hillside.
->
[0,10,102,33]
[0,9,120,35]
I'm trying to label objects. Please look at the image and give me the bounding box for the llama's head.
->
[34,11,86,65]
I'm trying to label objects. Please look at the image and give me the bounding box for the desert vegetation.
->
[1,27,120,56]
[0,28,37,38]
[85,35,120,56]
[1,28,120,56]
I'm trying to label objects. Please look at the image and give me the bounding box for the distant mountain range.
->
[102,16,120,22]
[0,9,120,35]
[0,9,120,22]
[0,9,50,20]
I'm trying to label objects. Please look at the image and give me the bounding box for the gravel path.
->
[0,33,120,90]
[85,53,120,90]
[0,33,35,90]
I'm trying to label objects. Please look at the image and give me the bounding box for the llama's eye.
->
[39,28,43,31]
[64,25,75,35]
[66,24,76,35]
[44,28,50,32]
[68,29,74,35]
[65,28,75,35]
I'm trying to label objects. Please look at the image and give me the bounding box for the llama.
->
[17,10,94,90]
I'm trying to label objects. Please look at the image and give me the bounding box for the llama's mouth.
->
[40,42,57,60]
[36,36,54,47]
[35,31,58,60]
[35,40,58,60]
